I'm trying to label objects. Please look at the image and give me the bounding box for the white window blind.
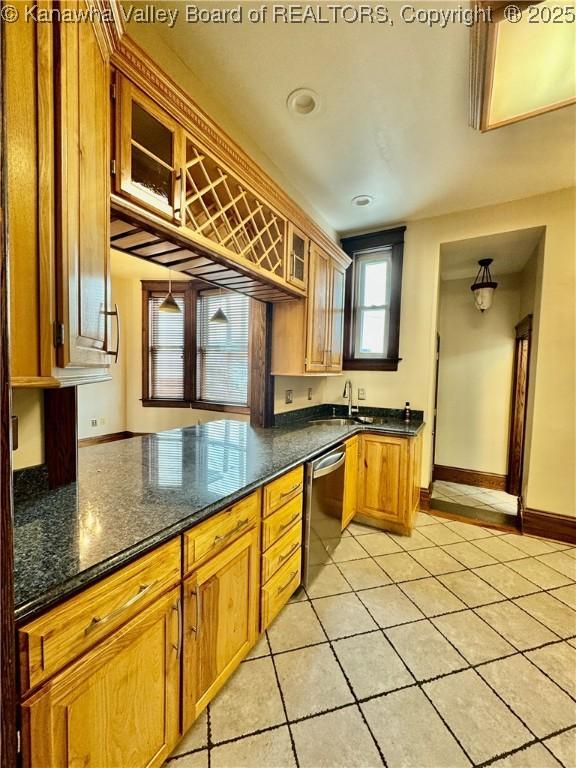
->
[148,293,185,400]
[196,291,250,406]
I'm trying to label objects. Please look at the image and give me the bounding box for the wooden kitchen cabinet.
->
[357,432,423,535]
[182,527,260,729]
[286,222,309,291]
[21,588,181,768]
[271,244,351,375]
[115,73,183,222]
[5,5,118,386]
[342,436,359,530]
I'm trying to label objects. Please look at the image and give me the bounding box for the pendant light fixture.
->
[210,289,229,324]
[159,271,181,314]
[470,258,498,312]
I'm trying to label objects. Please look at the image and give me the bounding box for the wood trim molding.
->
[433,464,507,491]
[78,431,149,448]
[110,35,347,265]
[419,485,432,511]
[522,508,576,545]
[44,388,78,488]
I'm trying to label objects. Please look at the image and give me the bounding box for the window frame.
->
[141,280,250,414]
[341,227,405,371]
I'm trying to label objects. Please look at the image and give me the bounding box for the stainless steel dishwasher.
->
[302,444,346,589]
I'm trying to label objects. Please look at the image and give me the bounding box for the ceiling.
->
[439,226,545,281]
[126,2,576,235]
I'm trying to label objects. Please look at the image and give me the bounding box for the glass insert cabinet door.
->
[285,222,309,290]
[115,74,183,221]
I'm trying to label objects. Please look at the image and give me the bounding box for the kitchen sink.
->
[309,418,359,426]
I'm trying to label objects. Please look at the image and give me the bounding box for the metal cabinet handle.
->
[280,483,301,499]
[84,579,158,636]
[189,587,201,635]
[212,518,249,547]
[277,571,298,595]
[278,543,299,564]
[103,304,120,363]
[172,597,183,658]
[174,167,184,222]
[279,513,300,532]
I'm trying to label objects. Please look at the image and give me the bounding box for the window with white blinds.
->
[148,293,185,400]
[196,291,250,407]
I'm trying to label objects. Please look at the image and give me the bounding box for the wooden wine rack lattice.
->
[183,141,286,280]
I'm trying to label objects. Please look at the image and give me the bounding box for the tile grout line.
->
[266,629,301,768]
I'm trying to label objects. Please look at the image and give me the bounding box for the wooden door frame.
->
[506,314,532,498]
[0,9,18,763]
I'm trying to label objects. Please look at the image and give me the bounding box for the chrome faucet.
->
[343,380,359,417]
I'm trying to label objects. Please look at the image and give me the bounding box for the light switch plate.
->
[285,390,293,404]
[358,388,366,400]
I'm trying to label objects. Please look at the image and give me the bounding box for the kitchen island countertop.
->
[13,417,423,623]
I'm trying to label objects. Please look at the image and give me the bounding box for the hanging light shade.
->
[470,258,498,312]
[210,289,229,324]
[210,306,229,324]
[159,273,182,314]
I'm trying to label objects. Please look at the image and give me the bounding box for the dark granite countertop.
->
[13,416,423,623]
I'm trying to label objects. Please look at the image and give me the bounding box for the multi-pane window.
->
[341,227,405,371]
[196,291,250,407]
[142,281,250,411]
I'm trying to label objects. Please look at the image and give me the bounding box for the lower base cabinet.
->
[21,588,181,768]
[356,432,423,535]
[182,528,260,730]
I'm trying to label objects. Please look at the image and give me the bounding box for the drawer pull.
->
[277,570,299,595]
[280,483,301,498]
[278,543,300,564]
[279,512,300,533]
[84,580,159,636]
[213,518,250,547]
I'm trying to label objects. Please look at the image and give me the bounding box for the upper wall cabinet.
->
[115,76,183,222]
[271,244,350,375]
[285,223,309,292]
[112,75,289,294]
[5,5,119,387]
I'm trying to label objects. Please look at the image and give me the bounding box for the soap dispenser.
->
[403,402,411,422]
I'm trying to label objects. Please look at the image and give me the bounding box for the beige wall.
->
[274,376,327,414]
[435,274,520,475]
[11,389,44,470]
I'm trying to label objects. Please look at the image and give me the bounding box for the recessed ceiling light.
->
[352,195,374,207]
[286,88,320,116]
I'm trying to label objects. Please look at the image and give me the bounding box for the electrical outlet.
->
[285,389,293,404]
[307,387,313,401]
[358,388,366,400]
[90,418,98,428]
[99,417,106,426]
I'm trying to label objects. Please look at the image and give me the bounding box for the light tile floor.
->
[167,513,576,768]
[432,480,519,516]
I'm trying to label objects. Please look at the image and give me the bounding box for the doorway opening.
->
[431,226,544,529]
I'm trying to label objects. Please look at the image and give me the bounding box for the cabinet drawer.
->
[262,520,302,584]
[261,548,302,630]
[263,466,304,517]
[262,494,302,551]
[19,538,181,694]
[184,491,260,574]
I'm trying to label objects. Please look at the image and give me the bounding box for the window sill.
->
[142,400,191,408]
[343,358,402,372]
[142,399,250,415]
[191,401,250,415]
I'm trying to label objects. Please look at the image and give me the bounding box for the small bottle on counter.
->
[403,402,411,422]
